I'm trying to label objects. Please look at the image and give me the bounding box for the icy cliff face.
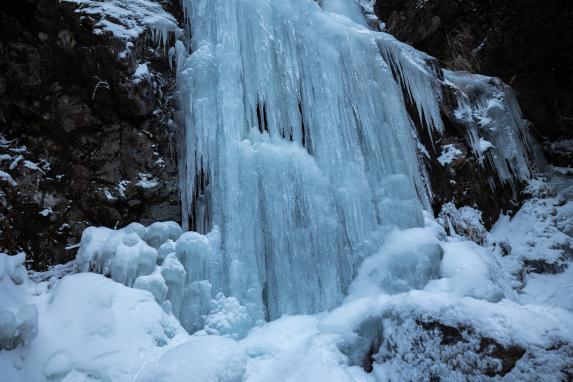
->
[174,0,538,321]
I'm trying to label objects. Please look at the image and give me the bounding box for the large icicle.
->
[177,0,427,321]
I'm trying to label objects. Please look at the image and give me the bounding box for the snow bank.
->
[0,255,187,382]
[135,336,247,382]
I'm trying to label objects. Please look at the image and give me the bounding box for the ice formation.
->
[135,336,247,382]
[174,0,539,324]
[444,70,542,190]
[0,254,39,351]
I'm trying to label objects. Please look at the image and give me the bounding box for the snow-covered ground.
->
[1,170,572,381]
[491,170,573,312]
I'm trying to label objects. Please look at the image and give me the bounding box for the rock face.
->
[375,0,573,166]
[0,0,183,269]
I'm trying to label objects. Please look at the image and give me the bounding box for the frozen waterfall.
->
[172,0,538,325]
[175,0,432,322]
[64,0,541,339]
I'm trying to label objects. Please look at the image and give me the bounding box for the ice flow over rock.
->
[174,0,537,323]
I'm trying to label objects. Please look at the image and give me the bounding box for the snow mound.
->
[135,336,247,382]
[74,221,252,338]
[425,240,507,302]
[0,267,186,382]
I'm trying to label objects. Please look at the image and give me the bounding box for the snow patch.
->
[437,144,462,166]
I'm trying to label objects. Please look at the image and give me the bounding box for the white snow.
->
[438,202,487,244]
[116,180,130,198]
[135,336,247,382]
[38,208,53,217]
[478,137,493,153]
[136,173,159,188]
[133,63,151,84]
[0,256,187,382]
[437,144,462,166]
[9,154,22,170]
[64,0,181,54]
[23,160,45,174]
[348,227,442,299]
[2,188,573,380]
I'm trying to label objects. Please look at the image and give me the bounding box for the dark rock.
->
[498,241,512,256]
[0,0,183,270]
[524,258,568,274]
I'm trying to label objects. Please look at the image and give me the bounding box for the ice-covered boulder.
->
[438,202,488,245]
[175,231,215,282]
[0,252,27,285]
[73,222,231,335]
[158,239,176,264]
[160,253,186,316]
[133,267,168,304]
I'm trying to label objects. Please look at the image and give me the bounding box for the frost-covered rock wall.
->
[0,0,183,269]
